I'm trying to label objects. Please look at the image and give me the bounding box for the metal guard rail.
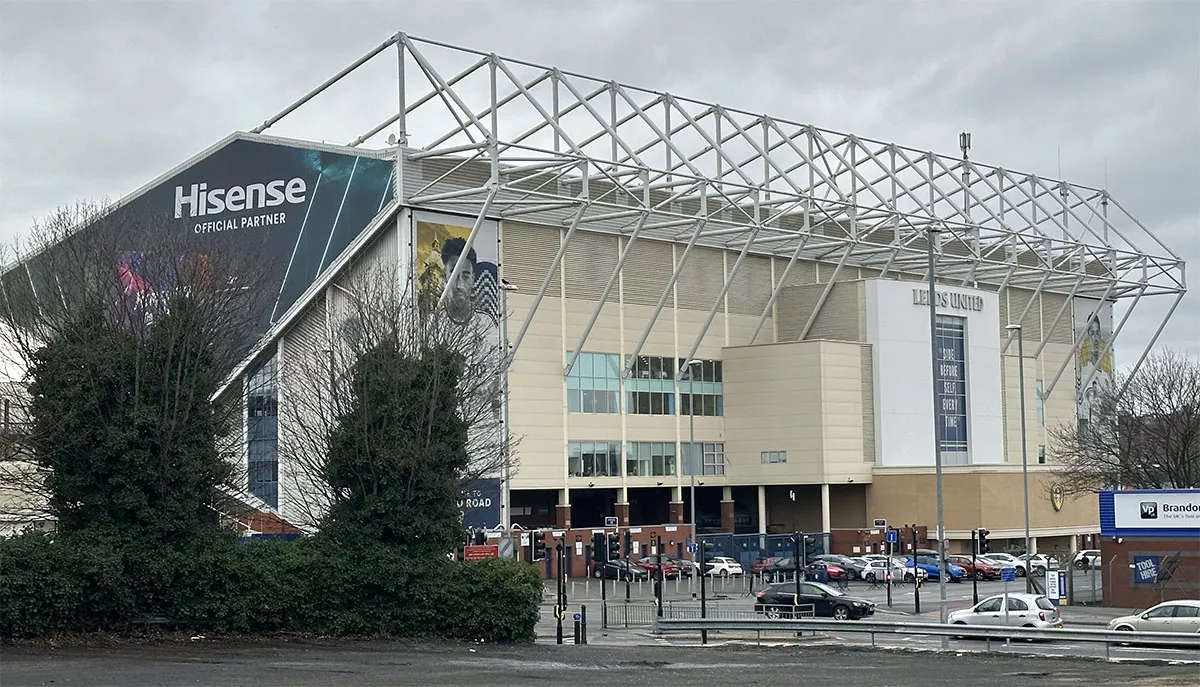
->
[653,618,1200,650]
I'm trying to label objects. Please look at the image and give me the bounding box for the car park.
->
[947,555,999,580]
[860,558,926,583]
[1107,600,1200,633]
[593,560,650,581]
[754,581,876,621]
[907,556,967,582]
[633,556,682,579]
[815,554,866,580]
[948,593,1062,629]
[980,553,1023,575]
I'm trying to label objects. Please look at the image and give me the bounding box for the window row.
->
[568,441,726,477]
[568,352,723,416]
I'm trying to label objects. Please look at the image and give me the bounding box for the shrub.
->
[0,533,540,642]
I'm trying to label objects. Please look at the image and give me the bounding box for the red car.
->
[751,557,777,575]
[948,555,998,580]
[634,556,682,579]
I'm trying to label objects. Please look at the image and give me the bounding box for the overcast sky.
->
[1,0,1196,362]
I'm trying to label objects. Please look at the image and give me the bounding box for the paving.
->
[3,639,1197,686]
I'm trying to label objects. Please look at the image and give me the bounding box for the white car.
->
[948,593,1063,629]
[982,553,1020,569]
[705,556,744,576]
[861,558,927,583]
[1072,549,1101,570]
[1107,600,1200,633]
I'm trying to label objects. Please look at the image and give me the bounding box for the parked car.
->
[816,554,866,580]
[907,556,967,582]
[762,556,799,582]
[980,553,1023,575]
[751,556,778,575]
[948,555,1000,581]
[1016,554,1058,577]
[805,561,847,582]
[1107,600,1200,633]
[593,560,649,581]
[861,558,926,583]
[664,556,698,577]
[948,593,1062,629]
[634,556,682,579]
[1072,549,1102,570]
[754,581,876,621]
[705,556,744,577]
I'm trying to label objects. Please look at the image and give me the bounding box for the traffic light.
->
[532,535,547,562]
[803,534,823,560]
[623,531,632,559]
[977,528,990,555]
[607,532,621,562]
[473,530,486,546]
[592,532,607,564]
[699,541,715,566]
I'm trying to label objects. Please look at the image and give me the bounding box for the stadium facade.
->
[2,34,1187,559]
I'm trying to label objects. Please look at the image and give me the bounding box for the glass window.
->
[682,442,725,476]
[977,597,1003,613]
[934,315,969,466]
[568,441,621,477]
[1145,605,1176,619]
[678,358,724,417]
[247,356,278,508]
[567,352,621,414]
[761,450,787,464]
[627,442,676,477]
[1173,605,1199,618]
[1006,598,1028,611]
[1035,598,1057,611]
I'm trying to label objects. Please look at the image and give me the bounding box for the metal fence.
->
[653,617,1200,660]
[602,601,813,629]
[696,533,830,571]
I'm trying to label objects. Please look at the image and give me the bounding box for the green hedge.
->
[0,532,541,642]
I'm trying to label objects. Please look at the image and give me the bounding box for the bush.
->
[0,533,540,642]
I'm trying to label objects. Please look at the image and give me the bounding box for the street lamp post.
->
[926,224,949,635]
[499,281,518,532]
[1006,323,1033,593]
[684,359,702,596]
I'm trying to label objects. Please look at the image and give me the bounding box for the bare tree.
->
[0,201,274,534]
[1049,348,1200,497]
[278,258,518,531]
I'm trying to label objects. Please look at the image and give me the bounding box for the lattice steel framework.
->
[250,33,1186,398]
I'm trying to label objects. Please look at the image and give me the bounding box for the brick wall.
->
[1099,537,1200,608]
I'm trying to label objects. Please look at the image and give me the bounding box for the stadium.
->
[0,34,1187,566]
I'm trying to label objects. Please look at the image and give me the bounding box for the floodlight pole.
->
[927,224,949,643]
[1007,323,1033,593]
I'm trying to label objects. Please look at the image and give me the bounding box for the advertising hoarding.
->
[1074,297,1114,426]
[1099,489,1200,538]
[458,478,502,529]
[4,137,394,338]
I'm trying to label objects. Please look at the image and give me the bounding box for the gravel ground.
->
[3,638,1196,686]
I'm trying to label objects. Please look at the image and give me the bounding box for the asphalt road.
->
[3,640,1196,687]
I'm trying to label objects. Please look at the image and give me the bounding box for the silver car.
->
[947,593,1063,629]
[1107,600,1200,633]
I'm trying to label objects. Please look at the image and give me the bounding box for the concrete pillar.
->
[555,488,571,529]
[757,485,768,535]
[820,483,832,533]
[720,486,735,533]
[615,502,631,526]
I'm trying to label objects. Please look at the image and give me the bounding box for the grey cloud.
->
[0,0,1195,360]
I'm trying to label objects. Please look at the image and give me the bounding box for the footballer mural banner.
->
[4,137,395,338]
[1074,296,1115,426]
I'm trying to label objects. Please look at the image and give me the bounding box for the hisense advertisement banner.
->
[5,137,394,336]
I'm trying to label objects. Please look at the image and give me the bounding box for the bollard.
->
[573,614,580,645]
[571,580,577,598]
[580,604,588,644]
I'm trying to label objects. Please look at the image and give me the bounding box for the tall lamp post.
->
[1006,323,1033,592]
[499,280,518,532]
[926,224,949,634]
[683,359,702,592]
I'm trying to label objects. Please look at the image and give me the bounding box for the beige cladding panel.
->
[622,303,673,352]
